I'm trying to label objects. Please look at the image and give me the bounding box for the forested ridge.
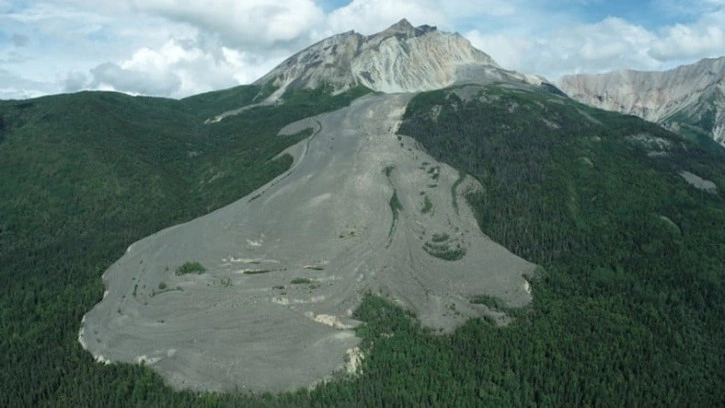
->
[397,85,725,405]
[0,85,374,406]
[1,83,724,406]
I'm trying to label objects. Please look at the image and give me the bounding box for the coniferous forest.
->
[1,83,724,406]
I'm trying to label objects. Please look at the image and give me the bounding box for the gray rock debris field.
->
[80,93,536,393]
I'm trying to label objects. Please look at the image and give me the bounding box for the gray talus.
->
[80,93,536,393]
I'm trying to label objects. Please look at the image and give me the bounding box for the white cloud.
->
[649,11,725,61]
[324,0,522,36]
[134,0,325,49]
[439,0,522,17]
[470,10,725,80]
[553,18,658,71]
[0,69,55,99]
[465,31,533,71]
[651,25,725,61]
[468,17,660,79]
[325,0,449,35]
[72,38,277,98]
[89,62,182,96]
[63,71,88,92]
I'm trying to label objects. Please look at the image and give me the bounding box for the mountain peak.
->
[254,21,536,96]
[374,18,438,40]
[386,18,414,33]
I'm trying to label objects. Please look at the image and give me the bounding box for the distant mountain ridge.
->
[254,19,544,97]
[558,57,725,147]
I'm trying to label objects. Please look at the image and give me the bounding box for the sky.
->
[1,0,724,100]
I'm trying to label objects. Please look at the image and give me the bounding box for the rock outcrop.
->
[558,57,725,147]
[254,19,543,96]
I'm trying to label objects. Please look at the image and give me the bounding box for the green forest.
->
[1,83,724,406]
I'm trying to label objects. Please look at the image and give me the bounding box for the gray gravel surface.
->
[80,93,536,393]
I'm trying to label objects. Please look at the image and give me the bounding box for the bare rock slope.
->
[255,19,542,95]
[558,57,725,147]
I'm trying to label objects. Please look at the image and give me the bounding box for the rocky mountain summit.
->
[254,19,543,96]
[559,57,725,147]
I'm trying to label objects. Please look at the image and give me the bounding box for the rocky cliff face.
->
[558,57,725,147]
[254,19,542,96]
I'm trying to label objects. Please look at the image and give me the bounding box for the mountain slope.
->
[3,81,723,406]
[80,92,535,392]
[395,83,725,406]
[558,57,725,147]
[0,85,374,404]
[78,21,556,392]
[1,20,724,407]
[254,19,543,96]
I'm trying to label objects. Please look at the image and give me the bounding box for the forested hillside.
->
[0,86,371,406]
[397,85,725,405]
[1,83,723,406]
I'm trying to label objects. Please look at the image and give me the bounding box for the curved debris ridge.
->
[80,93,536,393]
[253,19,539,96]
